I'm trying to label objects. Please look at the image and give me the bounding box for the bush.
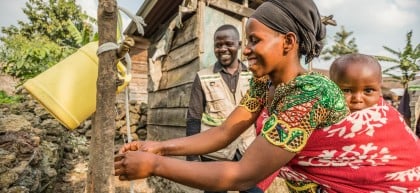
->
[0,34,75,81]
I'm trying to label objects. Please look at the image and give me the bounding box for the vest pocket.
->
[205,80,225,101]
[203,80,231,114]
[207,99,224,112]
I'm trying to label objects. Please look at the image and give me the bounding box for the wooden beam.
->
[86,0,117,192]
[162,40,200,71]
[147,125,187,141]
[172,14,199,50]
[198,0,205,54]
[131,35,151,50]
[241,17,248,61]
[148,83,192,109]
[160,59,199,89]
[208,0,255,18]
[147,108,188,127]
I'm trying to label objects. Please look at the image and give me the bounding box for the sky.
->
[313,0,420,69]
[0,0,419,70]
[0,0,144,36]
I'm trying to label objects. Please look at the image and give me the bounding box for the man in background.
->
[186,24,260,193]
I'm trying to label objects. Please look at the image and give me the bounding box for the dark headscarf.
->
[250,0,325,63]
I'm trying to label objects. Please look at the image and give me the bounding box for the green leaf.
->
[374,30,420,88]
[66,19,83,46]
[320,25,358,61]
[0,0,96,82]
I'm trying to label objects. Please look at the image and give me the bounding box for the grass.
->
[0,90,22,104]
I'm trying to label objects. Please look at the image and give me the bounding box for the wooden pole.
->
[85,0,117,192]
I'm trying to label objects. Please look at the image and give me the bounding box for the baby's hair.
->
[330,53,382,82]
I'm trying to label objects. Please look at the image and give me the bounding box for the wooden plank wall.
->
[116,37,150,104]
[200,6,244,69]
[147,14,199,139]
[146,1,256,141]
[141,2,258,192]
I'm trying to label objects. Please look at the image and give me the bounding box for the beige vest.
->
[198,67,256,160]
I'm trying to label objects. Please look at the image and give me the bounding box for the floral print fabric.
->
[240,72,420,192]
[281,98,420,192]
[239,72,348,152]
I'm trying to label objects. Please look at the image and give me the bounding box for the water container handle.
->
[116,62,131,93]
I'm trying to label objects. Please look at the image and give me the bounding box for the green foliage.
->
[376,31,420,88]
[0,34,75,80]
[321,26,359,61]
[0,0,97,81]
[1,0,97,48]
[0,90,22,104]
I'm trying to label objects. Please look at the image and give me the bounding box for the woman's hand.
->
[119,141,165,155]
[114,151,158,180]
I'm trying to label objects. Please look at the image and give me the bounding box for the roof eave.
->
[124,0,159,35]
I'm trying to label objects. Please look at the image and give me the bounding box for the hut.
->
[123,0,263,191]
[124,0,261,143]
[122,0,345,142]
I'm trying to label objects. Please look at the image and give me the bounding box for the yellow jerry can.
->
[23,41,131,130]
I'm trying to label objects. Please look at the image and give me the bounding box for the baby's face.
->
[335,65,382,113]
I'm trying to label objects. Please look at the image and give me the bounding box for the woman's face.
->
[243,18,285,78]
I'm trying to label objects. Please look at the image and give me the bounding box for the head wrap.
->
[250,0,325,63]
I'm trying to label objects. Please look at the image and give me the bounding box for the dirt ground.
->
[0,74,289,193]
[114,177,154,193]
[113,177,288,193]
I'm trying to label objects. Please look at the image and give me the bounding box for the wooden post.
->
[198,0,205,54]
[241,0,248,61]
[85,0,117,192]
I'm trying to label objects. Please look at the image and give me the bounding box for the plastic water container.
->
[23,42,130,130]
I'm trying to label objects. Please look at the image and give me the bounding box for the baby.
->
[329,53,382,112]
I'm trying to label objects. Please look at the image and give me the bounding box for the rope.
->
[118,6,147,36]
[97,42,119,55]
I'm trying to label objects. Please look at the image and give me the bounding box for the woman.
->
[114,0,420,192]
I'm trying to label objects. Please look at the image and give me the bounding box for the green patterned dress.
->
[239,72,349,192]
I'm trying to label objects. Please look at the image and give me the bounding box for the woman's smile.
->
[247,57,257,70]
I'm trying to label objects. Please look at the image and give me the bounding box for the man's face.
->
[213,29,240,67]
[335,63,382,113]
